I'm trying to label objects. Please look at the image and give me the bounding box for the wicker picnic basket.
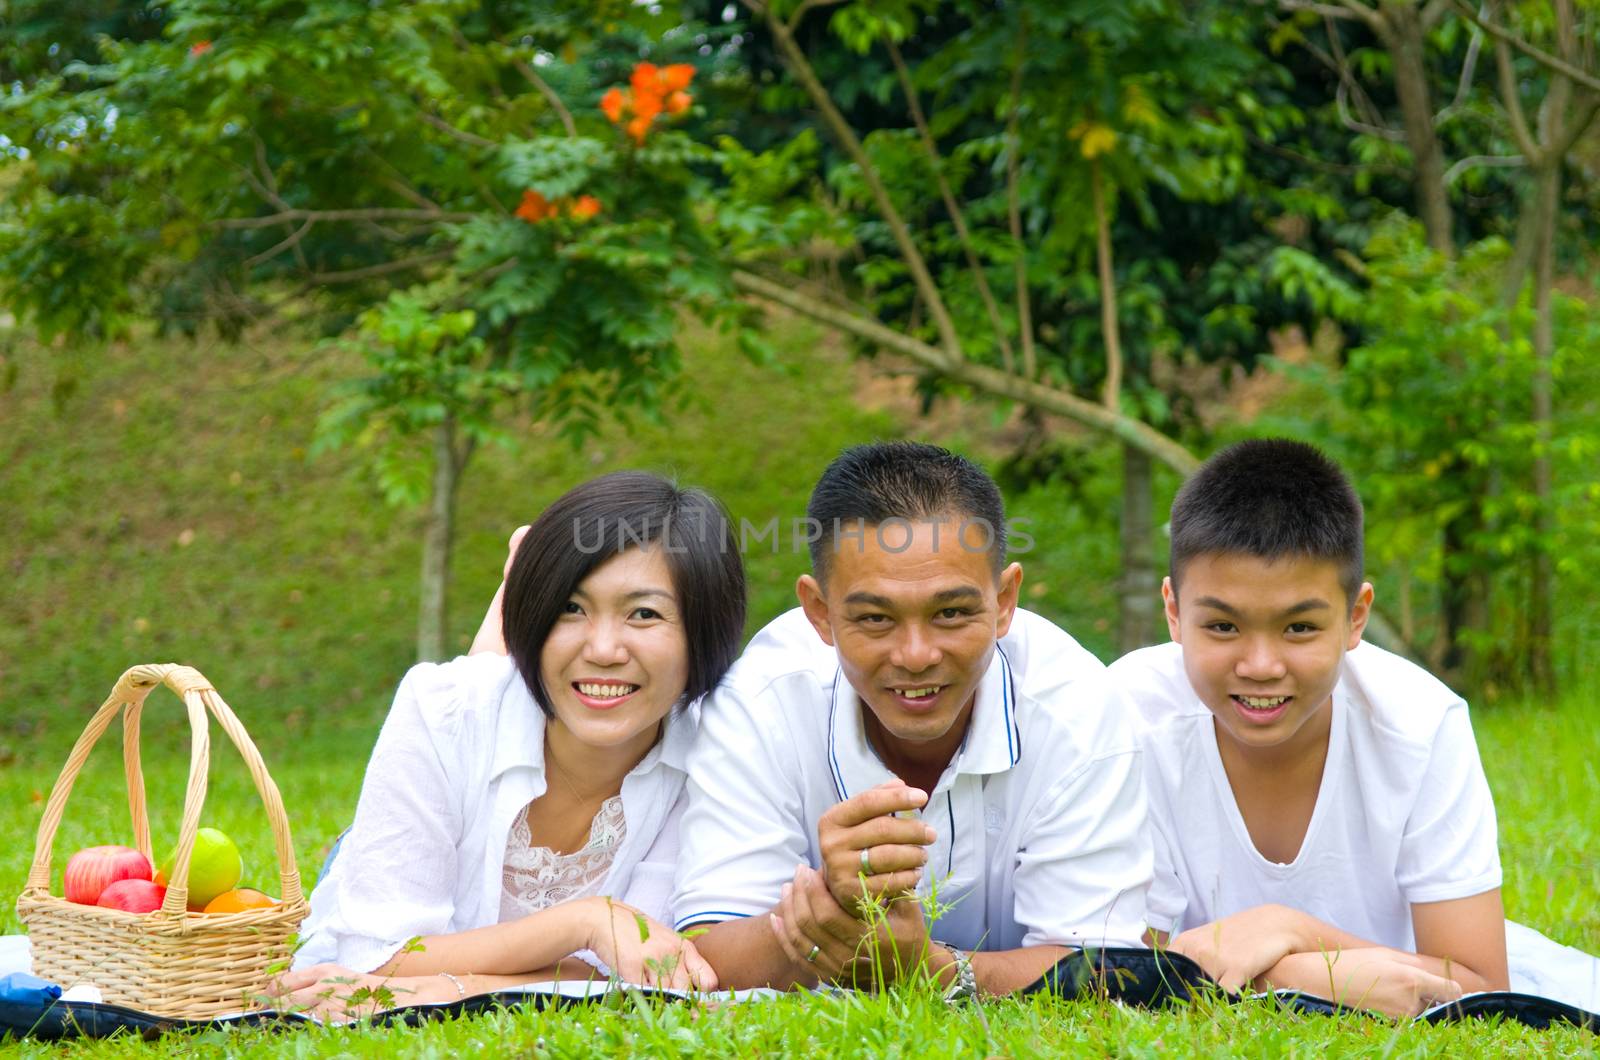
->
[15,663,310,1019]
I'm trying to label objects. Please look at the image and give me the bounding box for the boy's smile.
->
[1165,552,1373,763]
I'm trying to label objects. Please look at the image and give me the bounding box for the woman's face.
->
[539,545,689,752]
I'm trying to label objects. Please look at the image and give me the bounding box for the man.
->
[673,441,1152,996]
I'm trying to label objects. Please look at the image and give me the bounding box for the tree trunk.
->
[1527,160,1561,693]
[417,416,473,662]
[1379,4,1482,677]
[1091,158,1122,411]
[1118,443,1158,654]
[1437,505,1474,683]
[1384,5,1455,255]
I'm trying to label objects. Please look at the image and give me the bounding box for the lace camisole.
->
[498,795,627,922]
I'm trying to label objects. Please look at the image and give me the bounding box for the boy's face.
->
[1164,552,1373,759]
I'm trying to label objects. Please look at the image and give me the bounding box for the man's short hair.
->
[503,470,746,716]
[1169,438,1364,605]
[806,441,1007,586]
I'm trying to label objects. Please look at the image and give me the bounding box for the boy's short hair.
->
[1169,438,1364,605]
[806,441,1007,586]
[502,470,747,716]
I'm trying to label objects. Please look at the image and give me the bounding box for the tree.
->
[1271,0,1600,690]
[1469,0,1600,691]
[721,0,1383,650]
[0,0,745,660]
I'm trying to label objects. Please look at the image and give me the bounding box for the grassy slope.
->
[0,322,1596,1053]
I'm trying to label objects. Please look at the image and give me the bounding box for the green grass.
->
[3,985,1597,1057]
[2,322,1596,1052]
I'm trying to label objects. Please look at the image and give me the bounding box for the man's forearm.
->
[970,944,1071,996]
[693,915,813,991]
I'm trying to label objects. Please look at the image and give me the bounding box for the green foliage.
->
[1271,219,1600,688]
[710,0,1341,436]
[0,0,740,507]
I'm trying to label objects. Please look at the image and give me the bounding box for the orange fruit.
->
[202,887,278,914]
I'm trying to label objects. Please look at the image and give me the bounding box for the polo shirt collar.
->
[490,663,698,781]
[827,644,1021,800]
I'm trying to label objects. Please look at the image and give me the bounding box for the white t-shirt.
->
[1109,641,1502,949]
[296,653,694,972]
[672,608,1153,951]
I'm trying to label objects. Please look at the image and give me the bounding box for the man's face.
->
[1165,551,1372,759]
[797,517,1022,750]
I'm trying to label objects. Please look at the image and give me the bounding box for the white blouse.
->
[295,653,695,973]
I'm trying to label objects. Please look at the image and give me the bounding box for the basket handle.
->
[25,664,304,914]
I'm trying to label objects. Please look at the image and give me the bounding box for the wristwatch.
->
[942,946,977,1002]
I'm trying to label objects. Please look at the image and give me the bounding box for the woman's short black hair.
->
[501,471,746,717]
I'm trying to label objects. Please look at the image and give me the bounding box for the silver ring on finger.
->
[805,943,820,963]
[860,847,873,875]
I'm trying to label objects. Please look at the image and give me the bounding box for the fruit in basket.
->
[97,878,167,913]
[154,827,243,909]
[63,845,154,905]
[202,887,279,914]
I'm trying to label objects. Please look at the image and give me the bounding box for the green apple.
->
[156,827,243,910]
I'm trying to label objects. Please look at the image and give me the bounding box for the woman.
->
[279,471,745,1014]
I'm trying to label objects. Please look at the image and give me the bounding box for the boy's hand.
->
[1256,948,1463,1018]
[469,525,531,656]
[1169,904,1304,993]
[501,525,531,578]
[816,781,934,913]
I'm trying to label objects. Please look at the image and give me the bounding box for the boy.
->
[1109,439,1507,1017]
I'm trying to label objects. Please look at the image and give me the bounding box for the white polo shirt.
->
[673,608,1152,951]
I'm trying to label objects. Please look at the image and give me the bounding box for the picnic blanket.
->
[2,942,1595,1042]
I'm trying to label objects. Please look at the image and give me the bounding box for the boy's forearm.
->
[1283,945,1494,995]
[468,580,508,655]
[1271,905,1380,955]
[1273,905,1499,995]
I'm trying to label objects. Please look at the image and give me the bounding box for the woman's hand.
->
[581,896,718,992]
[272,963,459,1020]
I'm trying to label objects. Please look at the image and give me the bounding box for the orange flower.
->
[599,87,626,124]
[633,89,662,123]
[625,113,654,144]
[569,195,602,220]
[630,62,660,99]
[659,64,695,92]
[514,189,553,223]
[188,40,213,57]
[664,90,692,116]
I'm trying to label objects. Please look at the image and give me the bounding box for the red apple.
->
[97,878,166,913]
[63,845,153,905]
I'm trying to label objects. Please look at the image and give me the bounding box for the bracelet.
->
[437,971,467,1000]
